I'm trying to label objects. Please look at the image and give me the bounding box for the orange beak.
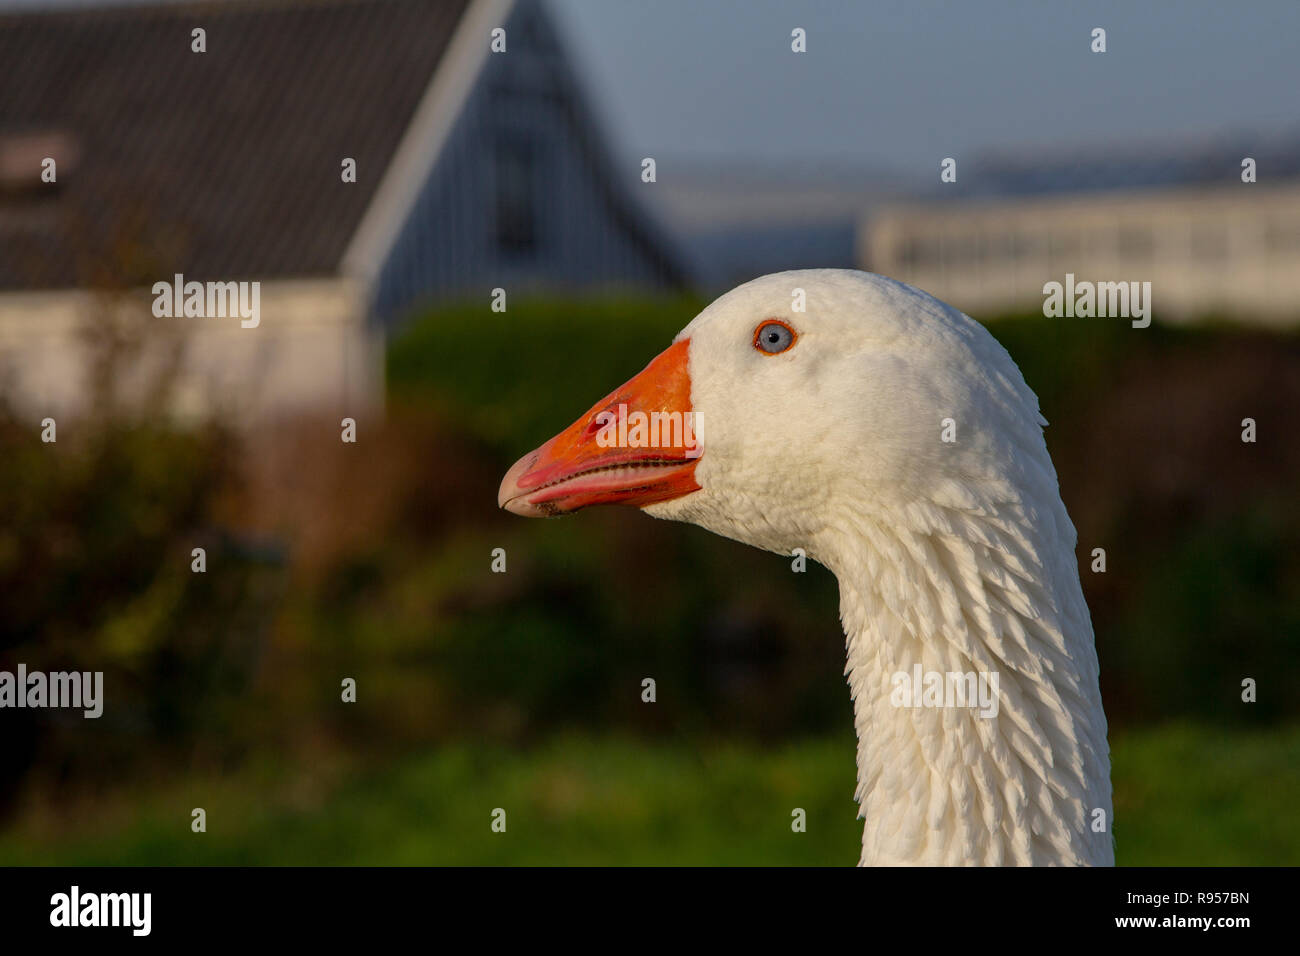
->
[498,339,702,517]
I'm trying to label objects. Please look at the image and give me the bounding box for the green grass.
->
[3,723,1297,865]
[1110,723,1300,865]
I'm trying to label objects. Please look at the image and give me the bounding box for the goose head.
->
[501,271,1005,547]
[499,269,1113,866]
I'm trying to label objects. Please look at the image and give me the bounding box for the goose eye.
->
[753,320,796,355]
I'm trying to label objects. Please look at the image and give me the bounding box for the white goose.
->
[499,270,1112,866]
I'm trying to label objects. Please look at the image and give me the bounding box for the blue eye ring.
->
[753,319,797,355]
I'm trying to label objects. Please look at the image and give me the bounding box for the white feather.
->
[645,270,1113,866]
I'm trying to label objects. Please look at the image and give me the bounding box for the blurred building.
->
[656,164,894,293]
[862,145,1300,325]
[0,0,690,421]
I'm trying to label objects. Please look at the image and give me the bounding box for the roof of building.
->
[0,0,471,290]
[960,133,1300,199]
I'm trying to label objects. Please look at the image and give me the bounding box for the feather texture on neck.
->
[820,477,1113,865]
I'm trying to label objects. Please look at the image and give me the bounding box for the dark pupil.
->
[767,331,779,343]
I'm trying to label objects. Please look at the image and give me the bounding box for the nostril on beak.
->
[585,407,616,436]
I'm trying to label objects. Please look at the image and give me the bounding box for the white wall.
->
[0,278,384,425]
[861,182,1300,325]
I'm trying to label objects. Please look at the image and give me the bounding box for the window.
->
[0,129,77,199]
[494,138,536,255]
[1264,217,1300,251]
[1190,224,1226,260]
[898,235,941,269]
[1117,226,1154,258]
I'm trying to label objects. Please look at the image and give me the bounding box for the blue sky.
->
[6,0,1299,173]
[546,0,1300,172]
